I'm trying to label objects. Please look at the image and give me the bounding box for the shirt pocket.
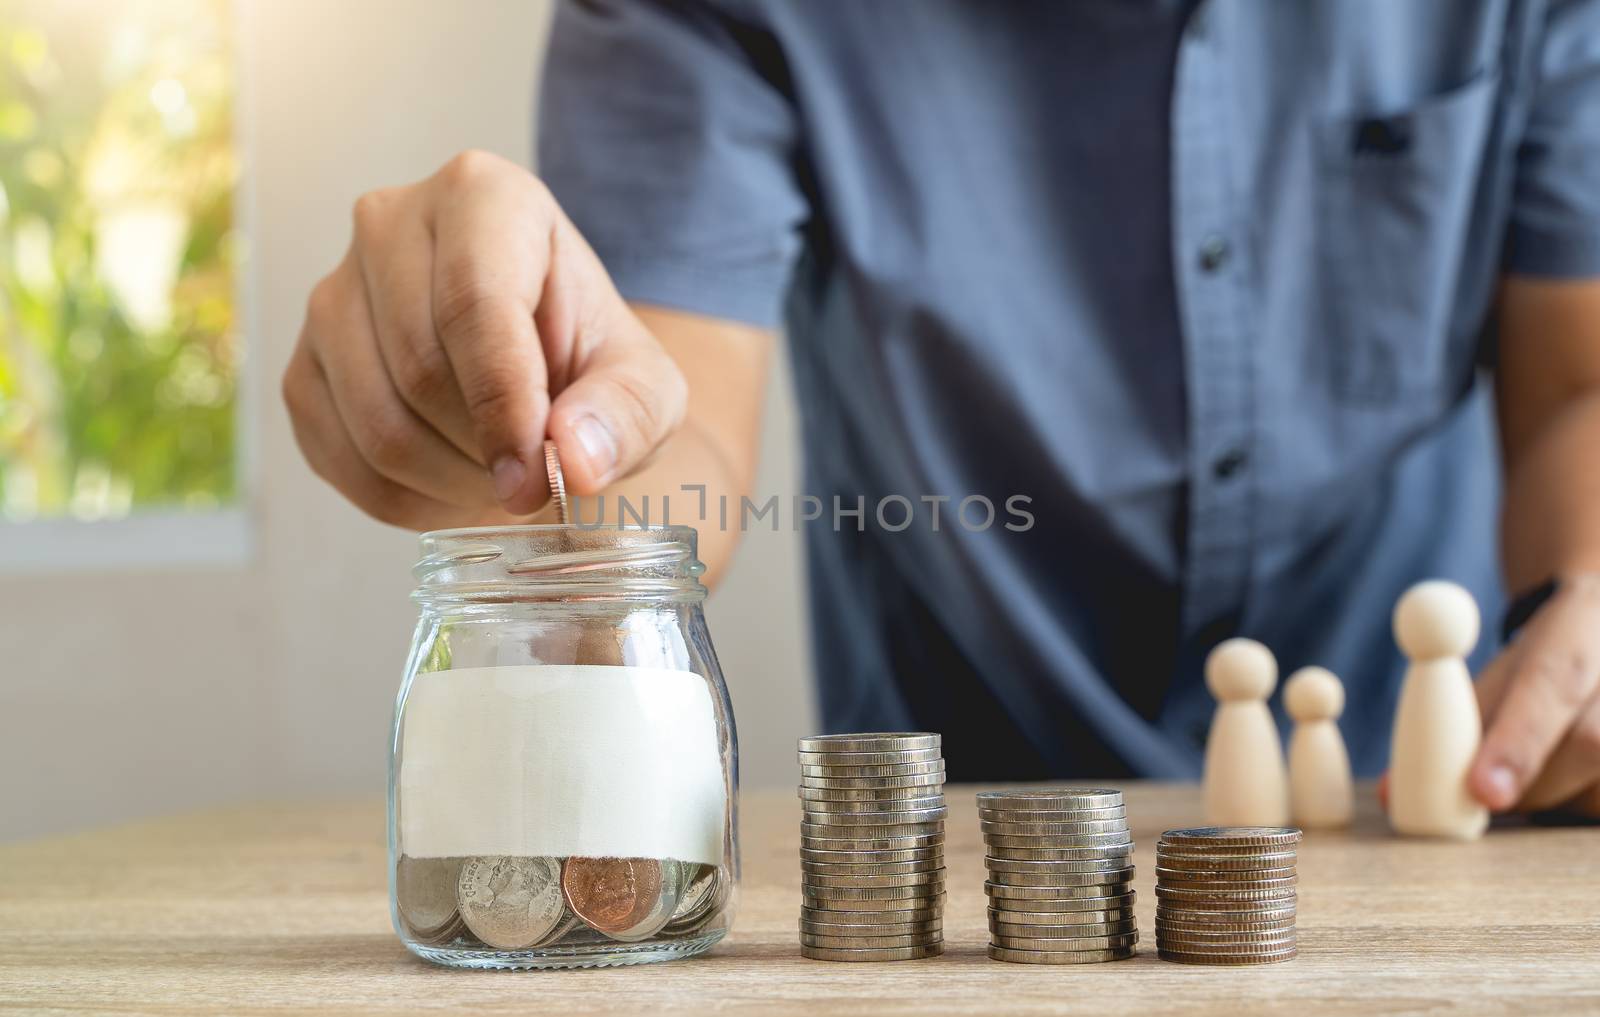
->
[1314,68,1501,405]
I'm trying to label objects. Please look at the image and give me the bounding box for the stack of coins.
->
[797,733,947,961]
[1154,826,1301,965]
[979,788,1138,964]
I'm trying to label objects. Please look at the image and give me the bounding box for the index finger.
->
[428,154,554,514]
[1470,581,1600,810]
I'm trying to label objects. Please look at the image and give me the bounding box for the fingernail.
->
[491,456,526,504]
[572,415,617,483]
[1482,764,1517,807]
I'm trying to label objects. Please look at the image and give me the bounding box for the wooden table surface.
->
[2,783,1597,1016]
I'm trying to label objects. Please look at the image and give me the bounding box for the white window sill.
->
[0,508,253,573]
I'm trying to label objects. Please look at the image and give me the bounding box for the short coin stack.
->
[1154,826,1301,965]
[979,788,1138,964]
[797,733,946,961]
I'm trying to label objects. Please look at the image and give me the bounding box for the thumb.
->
[547,338,687,494]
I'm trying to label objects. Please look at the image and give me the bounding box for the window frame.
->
[0,0,257,574]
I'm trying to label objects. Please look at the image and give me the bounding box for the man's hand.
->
[283,150,687,529]
[1474,275,1600,817]
[1468,575,1600,815]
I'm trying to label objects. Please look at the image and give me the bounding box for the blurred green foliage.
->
[0,0,237,520]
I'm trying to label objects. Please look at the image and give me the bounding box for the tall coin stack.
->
[979,788,1138,964]
[797,733,947,961]
[1154,826,1301,965]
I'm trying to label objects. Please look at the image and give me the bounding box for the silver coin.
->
[802,794,946,814]
[987,944,1136,964]
[1164,914,1299,933]
[1154,932,1298,953]
[800,760,946,778]
[988,906,1135,926]
[802,834,947,852]
[979,805,1128,823]
[798,733,940,753]
[985,844,1134,862]
[805,871,946,890]
[802,892,947,912]
[801,773,947,790]
[984,833,1133,850]
[801,905,943,925]
[1153,895,1297,913]
[804,858,946,876]
[984,855,1132,874]
[980,818,1129,837]
[804,880,946,900]
[800,932,941,949]
[802,806,950,826]
[986,880,1133,901]
[1155,869,1298,888]
[798,784,949,803]
[403,912,465,946]
[1155,904,1297,925]
[992,931,1139,952]
[800,943,944,962]
[456,856,567,950]
[987,891,1136,913]
[801,845,944,864]
[802,821,946,840]
[1158,827,1302,849]
[976,788,1124,810]
[663,862,725,934]
[991,918,1138,938]
[1154,884,1298,904]
[1155,926,1298,945]
[798,747,942,765]
[1156,946,1298,965]
[988,866,1135,887]
[796,914,934,927]
[395,856,464,940]
[801,918,943,936]
[1156,850,1300,866]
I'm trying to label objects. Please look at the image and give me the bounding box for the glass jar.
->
[388,525,739,969]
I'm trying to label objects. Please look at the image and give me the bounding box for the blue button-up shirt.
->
[539,0,1600,779]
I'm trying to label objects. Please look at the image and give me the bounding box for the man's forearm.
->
[1496,277,1600,594]
[1501,391,1600,593]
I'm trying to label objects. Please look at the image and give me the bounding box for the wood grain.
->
[1,783,1597,1016]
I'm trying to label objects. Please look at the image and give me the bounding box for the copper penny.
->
[543,439,569,523]
[560,857,663,934]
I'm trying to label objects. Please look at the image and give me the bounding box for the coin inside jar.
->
[562,857,680,941]
[663,862,723,934]
[396,856,465,941]
[456,856,567,950]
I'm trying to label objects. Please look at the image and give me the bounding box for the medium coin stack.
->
[797,733,947,961]
[1154,826,1301,965]
[979,788,1138,964]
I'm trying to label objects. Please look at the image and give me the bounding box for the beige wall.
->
[0,0,813,841]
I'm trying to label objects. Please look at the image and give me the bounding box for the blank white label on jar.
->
[398,665,727,865]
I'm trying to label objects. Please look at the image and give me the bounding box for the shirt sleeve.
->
[537,0,808,329]
[1504,0,1600,277]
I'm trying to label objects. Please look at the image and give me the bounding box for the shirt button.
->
[1198,235,1230,273]
[1213,448,1249,479]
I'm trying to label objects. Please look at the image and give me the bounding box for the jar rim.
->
[413,524,706,604]
[419,523,699,542]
